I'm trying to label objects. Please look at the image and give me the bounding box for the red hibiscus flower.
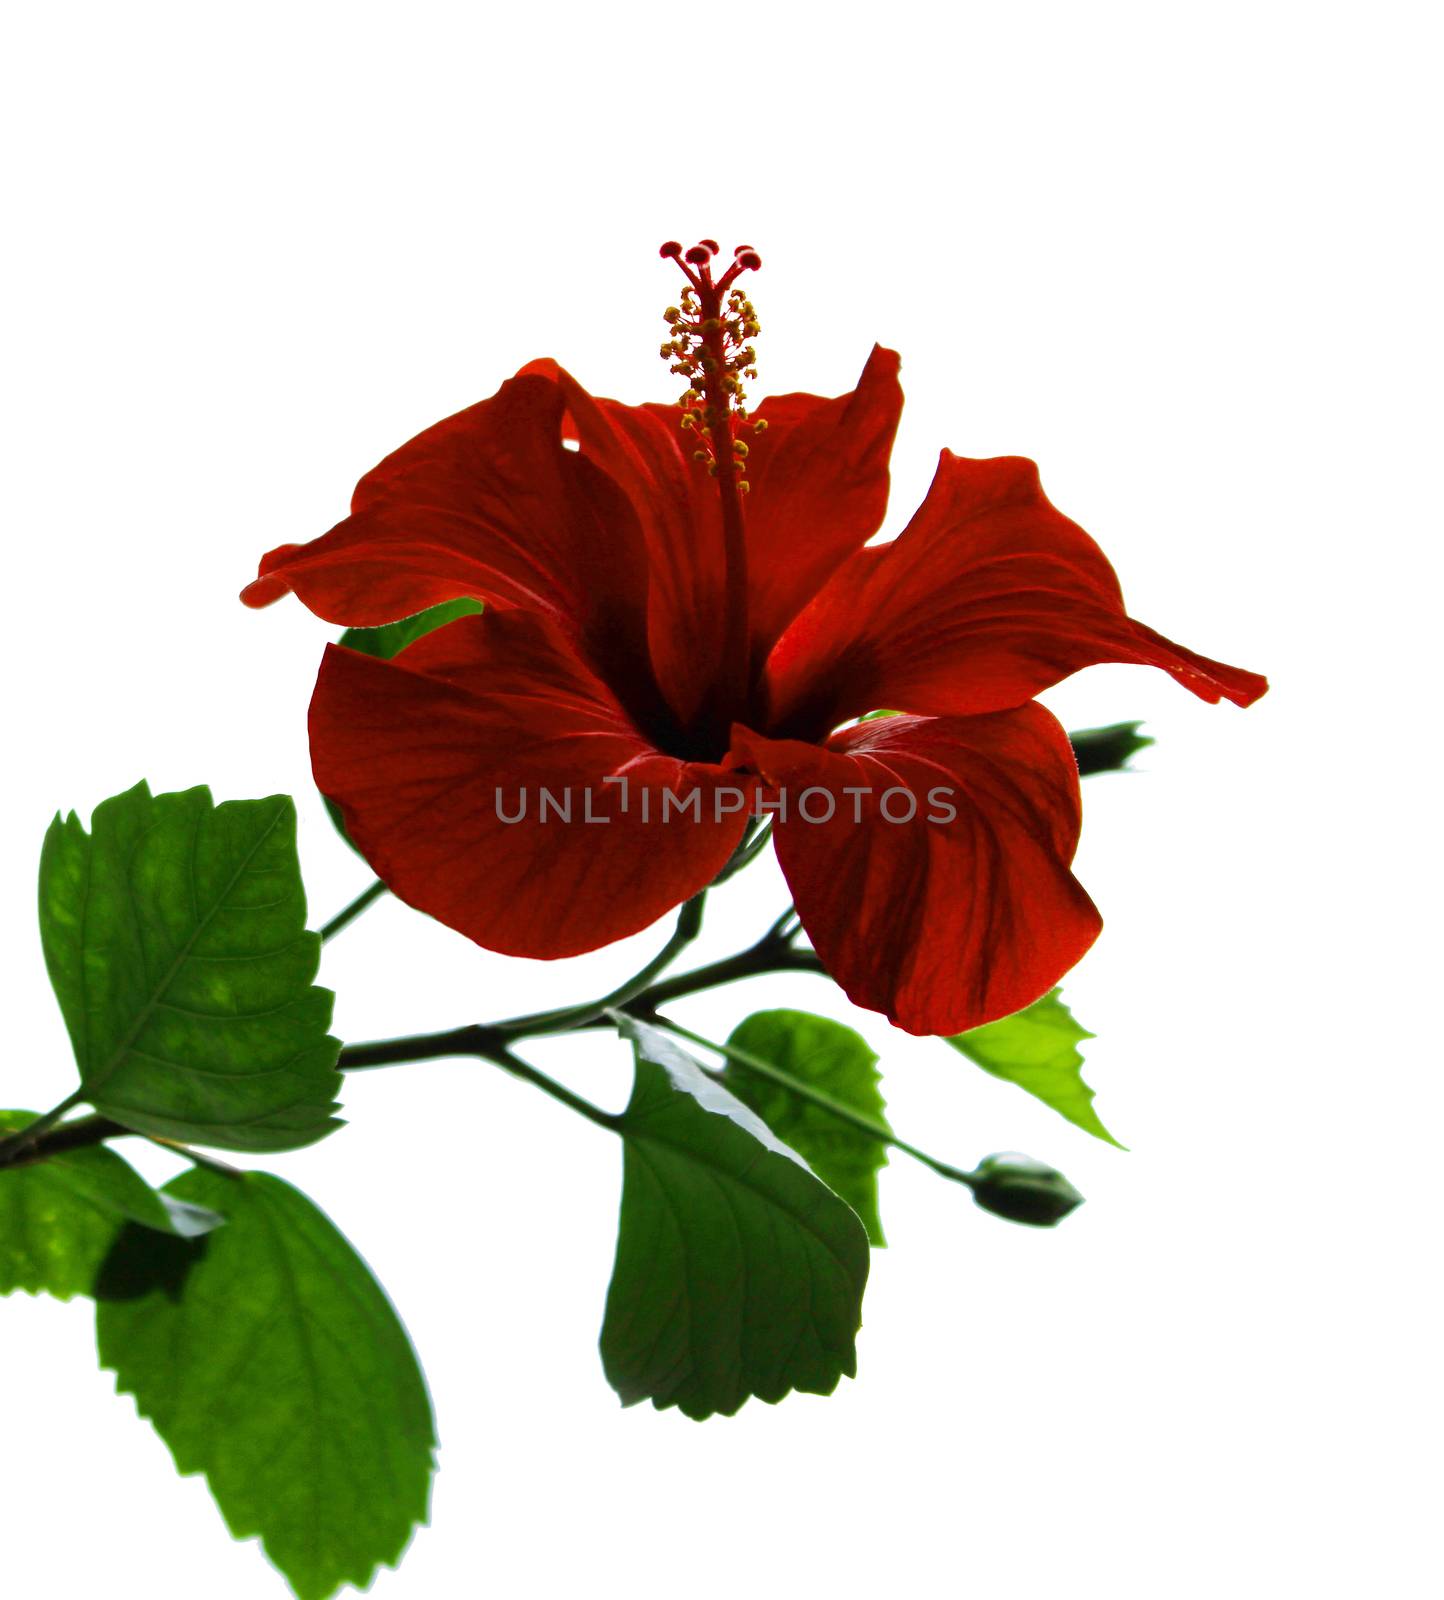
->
[243,241,1266,1036]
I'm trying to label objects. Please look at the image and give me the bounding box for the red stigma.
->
[661,238,763,298]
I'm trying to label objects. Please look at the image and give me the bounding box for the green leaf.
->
[39,783,342,1152]
[946,989,1122,1147]
[337,596,484,661]
[97,1168,435,1600]
[601,1016,870,1420]
[722,1010,890,1246]
[1069,721,1153,776]
[0,1111,219,1298]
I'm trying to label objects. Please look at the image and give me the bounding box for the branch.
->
[338,916,826,1070]
[0,1112,130,1170]
[0,1091,86,1168]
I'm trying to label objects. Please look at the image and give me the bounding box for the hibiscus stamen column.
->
[660,239,764,739]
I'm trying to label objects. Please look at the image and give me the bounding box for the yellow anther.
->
[661,245,764,455]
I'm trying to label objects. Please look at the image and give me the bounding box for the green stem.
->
[652,1015,978,1189]
[338,918,825,1071]
[339,1022,499,1072]
[0,1091,86,1169]
[156,1141,247,1179]
[0,1112,251,1176]
[489,1045,619,1132]
[495,891,707,1039]
[714,820,774,882]
[0,1112,128,1170]
[765,904,801,944]
[319,878,389,943]
[581,941,823,1024]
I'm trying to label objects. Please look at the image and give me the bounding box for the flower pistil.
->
[659,238,763,735]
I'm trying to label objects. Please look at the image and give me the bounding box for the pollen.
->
[657,238,764,491]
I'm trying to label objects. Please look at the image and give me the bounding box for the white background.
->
[1,2,1438,1596]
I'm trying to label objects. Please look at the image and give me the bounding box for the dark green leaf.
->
[723,1010,890,1246]
[946,988,1122,1147]
[326,600,485,855]
[40,783,342,1152]
[602,1016,870,1420]
[1069,721,1153,776]
[0,1111,219,1298]
[97,1168,435,1600]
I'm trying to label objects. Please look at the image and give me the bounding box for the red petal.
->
[742,345,903,661]
[522,359,728,727]
[764,452,1268,735]
[241,369,651,692]
[311,610,749,958]
[729,708,1102,1036]
[526,350,903,723]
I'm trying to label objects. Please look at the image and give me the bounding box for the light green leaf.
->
[97,1168,435,1600]
[0,1111,219,1298]
[601,1016,870,1420]
[40,783,342,1152]
[946,988,1122,1147]
[723,1010,890,1246]
[325,599,485,855]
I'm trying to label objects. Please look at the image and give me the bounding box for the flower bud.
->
[969,1153,1084,1227]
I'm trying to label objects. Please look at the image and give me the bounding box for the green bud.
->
[969,1153,1085,1227]
[1069,721,1153,777]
